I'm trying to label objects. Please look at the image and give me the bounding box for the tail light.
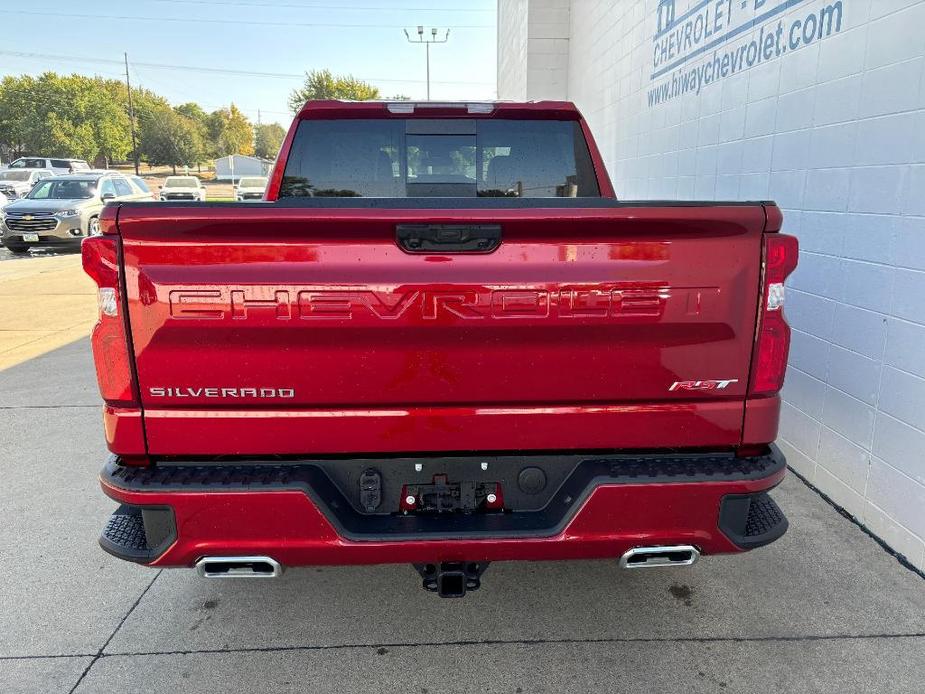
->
[748,233,799,396]
[82,233,137,406]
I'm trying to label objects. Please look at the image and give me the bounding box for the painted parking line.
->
[0,254,96,371]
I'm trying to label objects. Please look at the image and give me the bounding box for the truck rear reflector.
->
[82,235,138,406]
[749,233,799,396]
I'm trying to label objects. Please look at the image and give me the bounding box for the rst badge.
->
[669,379,738,392]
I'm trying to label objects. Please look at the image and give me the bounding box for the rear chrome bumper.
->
[99,446,788,567]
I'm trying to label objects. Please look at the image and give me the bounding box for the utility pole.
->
[124,52,139,175]
[403,26,449,100]
[255,109,261,159]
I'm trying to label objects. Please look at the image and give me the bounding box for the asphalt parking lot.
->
[1,253,924,693]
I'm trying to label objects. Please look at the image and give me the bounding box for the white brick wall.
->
[498,0,529,101]
[497,0,571,100]
[499,0,925,571]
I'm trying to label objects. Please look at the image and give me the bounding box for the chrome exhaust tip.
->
[619,545,700,569]
[195,556,283,578]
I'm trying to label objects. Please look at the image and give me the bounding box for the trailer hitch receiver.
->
[414,561,490,598]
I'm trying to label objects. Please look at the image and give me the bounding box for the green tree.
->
[254,122,286,160]
[131,87,171,167]
[208,104,254,156]
[138,104,204,173]
[174,101,209,126]
[0,73,132,164]
[95,79,136,166]
[174,102,211,157]
[288,69,380,113]
[130,87,172,123]
[0,76,28,155]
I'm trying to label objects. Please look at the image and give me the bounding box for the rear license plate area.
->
[402,474,503,514]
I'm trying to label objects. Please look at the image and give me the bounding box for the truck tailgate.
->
[116,202,766,455]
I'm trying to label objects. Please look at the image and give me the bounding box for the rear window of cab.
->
[279,119,600,198]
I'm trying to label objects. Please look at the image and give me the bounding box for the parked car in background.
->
[0,191,6,247]
[1,172,150,254]
[234,176,268,201]
[7,157,91,175]
[159,176,206,201]
[131,176,157,201]
[0,169,54,199]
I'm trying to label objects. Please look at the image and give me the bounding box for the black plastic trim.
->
[718,489,789,549]
[103,446,785,542]
[396,223,502,253]
[99,504,176,563]
[3,237,80,247]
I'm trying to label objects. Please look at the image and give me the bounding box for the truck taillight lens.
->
[749,233,799,396]
[82,235,137,406]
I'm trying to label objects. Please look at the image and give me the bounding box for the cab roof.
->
[296,100,582,120]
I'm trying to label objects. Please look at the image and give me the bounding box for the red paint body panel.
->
[741,395,782,445]
[138,401,746,456]
[102,406,146,455]
[101,465,784,567]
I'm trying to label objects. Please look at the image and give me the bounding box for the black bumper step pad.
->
[105,447,785,491]
[719,490,789,549]
[745,492,787,537]
[99,504,176,564]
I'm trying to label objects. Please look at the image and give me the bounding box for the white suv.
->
[235,176,268,201]
[159,176,206,201]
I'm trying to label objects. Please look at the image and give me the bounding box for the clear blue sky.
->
[0,0,498,126]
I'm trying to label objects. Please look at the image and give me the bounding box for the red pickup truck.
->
[85,100,796,597]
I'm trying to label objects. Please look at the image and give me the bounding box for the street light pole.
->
[403,26,449,100]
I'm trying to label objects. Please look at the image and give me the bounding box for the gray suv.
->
[1,172,150,253]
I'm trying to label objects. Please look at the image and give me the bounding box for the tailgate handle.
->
[396,224,502,254]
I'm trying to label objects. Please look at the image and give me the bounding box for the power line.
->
[0,9,492,29]
[0,50,495,86]
[0,51,126,79]
[128,64,292,119]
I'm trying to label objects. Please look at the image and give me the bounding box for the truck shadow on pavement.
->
[104,474,925,659]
